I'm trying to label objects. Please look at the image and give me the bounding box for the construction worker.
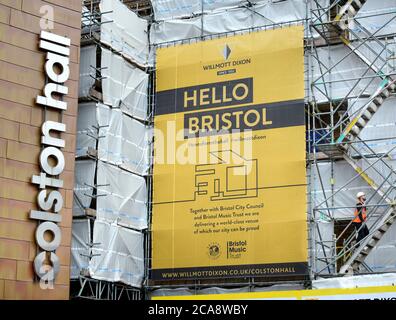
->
[353,191,369,246]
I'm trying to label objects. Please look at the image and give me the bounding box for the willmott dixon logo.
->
[207,242,221,259]
[223,44,232,60]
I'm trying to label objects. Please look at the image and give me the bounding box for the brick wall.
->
[0,0,81,300]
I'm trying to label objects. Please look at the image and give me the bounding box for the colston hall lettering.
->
[30,31,71,284]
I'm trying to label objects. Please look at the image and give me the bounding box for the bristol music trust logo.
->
[227,240,248,259]
[207,242,221,259]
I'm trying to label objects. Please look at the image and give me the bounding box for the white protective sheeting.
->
[354,0,396,38]
[79,45,96,98]
[97,104,151,176]
[73,160,96,217]
[150,16,202,44]
[252,283,305,292]
[76,102,98,157]
[150,287,250,298]
[252,0,308,26]
[348,97,396,156]
[96,161,148,230]
[150,283,304,297]
[100,0,150,67]
[81,6,90,31]
[345,41,396,89]
[81,6,100,34]
[313,273,396,289]
[77,102,152,176]
[311,159,396,273]
[101,47,149,121]
[311,44,382,103]
[150,287,194,297]
[310,160,384,219]
[71,219,91,279]
[312,220,335,274]
[89,220,144,287]
[365,222,396,273]
[356,157,396,202]
[151,0,246,20]
[151,0,310,21]
[346,97,396,201]
[312,38,395,104]
[150,0,310,44]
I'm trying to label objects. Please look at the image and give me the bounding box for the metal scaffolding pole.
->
[308,0,396,278]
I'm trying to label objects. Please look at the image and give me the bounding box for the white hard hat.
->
[356,192,366,199]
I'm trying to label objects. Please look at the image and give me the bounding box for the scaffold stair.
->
[339,206,396,274]
[337,79,396,149]
[311,0,396,277]
[333,0,367,30]
[329,1,396,148]
[331,1,396,172]
[338,135,396,274]
[336,114,396,274]
[341,152,393,203]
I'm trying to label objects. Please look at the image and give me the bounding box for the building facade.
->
[0,0,82,299]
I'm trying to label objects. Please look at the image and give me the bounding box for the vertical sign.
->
[31,31,71,284]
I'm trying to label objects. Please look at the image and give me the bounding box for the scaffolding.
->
[144,0,396,294]
[144,2,312,295]
[71,275,141,300]
[307,0,396,277]
[70,0,154,300]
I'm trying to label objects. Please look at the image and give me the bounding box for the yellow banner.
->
[152,26,307,281]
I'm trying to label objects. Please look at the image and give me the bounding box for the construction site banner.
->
[151,26,307,281]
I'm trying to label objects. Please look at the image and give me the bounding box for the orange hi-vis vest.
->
[353,204,367,223]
